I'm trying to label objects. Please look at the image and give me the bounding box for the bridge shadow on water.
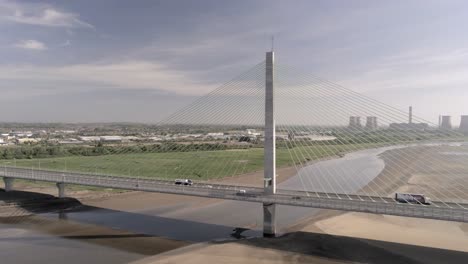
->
[0,189,261,243]
[61,204,261,242]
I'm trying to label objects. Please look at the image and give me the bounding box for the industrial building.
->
[79,136,101,142]
[100,136,123,143]
[16,138,40,144]
[388,106,428,131]
[389,123,428,131]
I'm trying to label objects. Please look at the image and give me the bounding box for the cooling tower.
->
[459,115,468,132]
[365,116,378,130]
[440,115,452,130]
[349,116,361,128]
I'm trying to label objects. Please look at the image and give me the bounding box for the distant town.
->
[0,123,336,147]
[0,106,466,148]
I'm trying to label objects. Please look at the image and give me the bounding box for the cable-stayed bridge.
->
[2,52,468,236]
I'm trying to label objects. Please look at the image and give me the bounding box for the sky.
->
[1,0,468,125]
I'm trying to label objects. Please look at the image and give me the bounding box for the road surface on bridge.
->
[1,166,467,223]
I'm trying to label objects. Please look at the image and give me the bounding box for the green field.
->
[1,143,382,181]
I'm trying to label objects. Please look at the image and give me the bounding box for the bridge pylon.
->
[263,51,277,237]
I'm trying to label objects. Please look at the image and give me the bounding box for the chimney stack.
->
[409,106,412,124]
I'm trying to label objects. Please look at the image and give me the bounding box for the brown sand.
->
[131,229,468,264]
[130,240,346,264]
[310,212,468,252]
[0,215,189,256]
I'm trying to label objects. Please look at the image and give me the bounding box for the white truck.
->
[395,193,431,205]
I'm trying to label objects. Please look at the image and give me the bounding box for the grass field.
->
[0,143,382,181]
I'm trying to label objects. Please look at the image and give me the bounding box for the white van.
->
[174,179,193,186]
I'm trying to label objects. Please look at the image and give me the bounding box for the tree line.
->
[0,142,254,160]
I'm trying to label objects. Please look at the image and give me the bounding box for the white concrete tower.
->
[263,51,276,237]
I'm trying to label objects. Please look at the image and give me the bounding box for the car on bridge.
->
[236,189,257,197]
[175,179,193,186]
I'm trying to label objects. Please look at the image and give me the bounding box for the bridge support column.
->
[263,202,276,237]
[56,182,66,198]
[263,51,277,237]
[3,177,14,192]
[59,211,68,220]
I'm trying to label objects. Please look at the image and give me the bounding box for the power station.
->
[346,107,468,132]
[388,106,428,131]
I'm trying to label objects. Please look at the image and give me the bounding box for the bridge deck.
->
[1,166,467,223]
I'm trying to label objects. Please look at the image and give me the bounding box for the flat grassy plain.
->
[1,143,382,181]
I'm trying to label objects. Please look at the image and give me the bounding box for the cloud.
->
[14,39,46,50]
[0,60,218,97]
[0,0,93,28]
[59,39,71,47]
[338,48,468,94]
[332,48,468,122]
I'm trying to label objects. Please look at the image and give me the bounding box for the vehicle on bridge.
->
[236,189,257,197]
[395,193,431,205]
[174,179,193,186]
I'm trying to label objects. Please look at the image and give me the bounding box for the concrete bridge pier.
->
[263,202,277,237]
[58,211,68,220]
[3,177,14,192]
[56,182,66,198]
